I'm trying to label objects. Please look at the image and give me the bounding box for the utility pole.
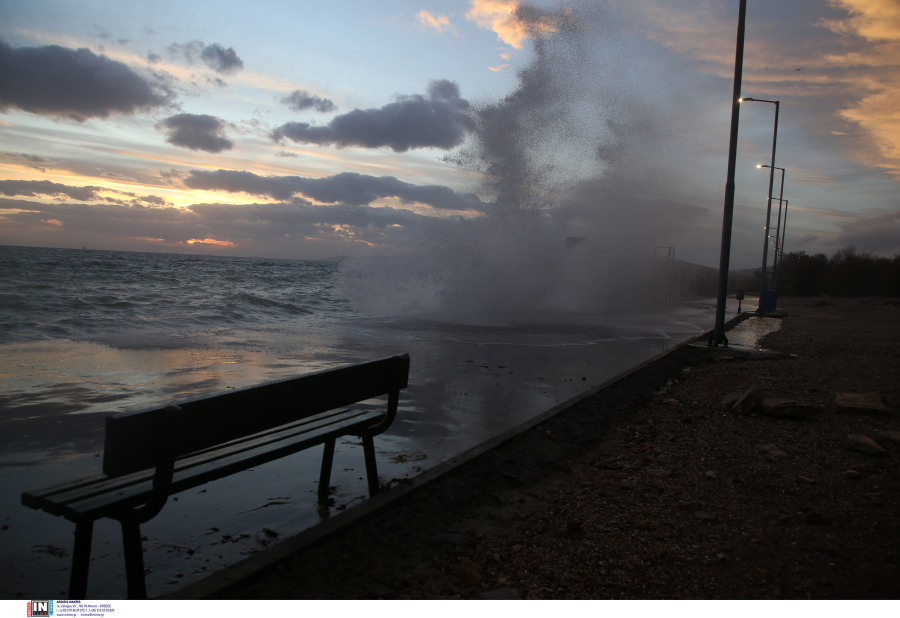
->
[710,0,747,348]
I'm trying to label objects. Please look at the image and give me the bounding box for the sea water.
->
[0,244,727,598]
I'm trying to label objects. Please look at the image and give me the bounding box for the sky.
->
[0,0,898,268]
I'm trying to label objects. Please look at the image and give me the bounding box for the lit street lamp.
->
[740,97,780,294]
[758,164,785,286]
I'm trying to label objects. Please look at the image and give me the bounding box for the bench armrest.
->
[363,354,409,436]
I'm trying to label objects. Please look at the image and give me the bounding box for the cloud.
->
[0,180,172,206]
[157,114,235,153]
[0,179,101,201]
[832,209,900,253]
[465,0,563,49]
[1,152,52,172]
[199,43,244,74]
[0,196,434,256]
[183,168,488,211]
[167,40,244,74]
[270,79,473,152]
[281,89,338,113]
[0,39,171,122]
[818,0,900,177]
[415,10,460,37]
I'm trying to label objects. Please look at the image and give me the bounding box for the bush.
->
[778,246,900,296]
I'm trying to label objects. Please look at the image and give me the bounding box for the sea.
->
[0,244,732,598]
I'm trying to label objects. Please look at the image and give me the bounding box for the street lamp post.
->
[778,199,789,287]
[758,164,785,285]
[741,97,780,294]
[709,0,748,348]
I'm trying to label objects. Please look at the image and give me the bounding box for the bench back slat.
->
[103,354,409,478]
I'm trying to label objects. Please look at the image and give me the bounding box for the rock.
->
[457,557,483,585]
[843,470,861,479]
[704,471,718,480]
[777,514,792,523]
[758,443,789,460]
[732,384,763,415]
[476,587,521,600]
[834,393,894,417]
[721,390,743,409]
[661,398,682,406]
[694,511,717,522]
[645,468,672,478]
[842,434,888,456]
[760,399,826,417]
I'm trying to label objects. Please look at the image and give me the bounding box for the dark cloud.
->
[200,43,244,75]
[0,40,171,122]
[159,168,187,180]
[167,40,244,75]
[833,210,900,254]
[0,196,432,255]
[0,179,100,201]
[1,152,51,172]
[189,201,424,229]
[275,150,297,158]
[0,180,170,206]
[270,79,473,152]
[158,114,234,153]
[281,90,337,113]
[139,195,168,205]
[184,168,488,211]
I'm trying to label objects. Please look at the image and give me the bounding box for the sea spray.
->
[341,1,711,317]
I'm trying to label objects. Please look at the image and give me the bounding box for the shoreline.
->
[177,296,899,599]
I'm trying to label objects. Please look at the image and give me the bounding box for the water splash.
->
[342,2,710,318]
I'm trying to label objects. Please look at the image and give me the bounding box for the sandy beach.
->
[203,296,900,599]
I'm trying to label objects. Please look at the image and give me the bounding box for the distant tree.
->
[778,251,827,296]
[778,245,900,296]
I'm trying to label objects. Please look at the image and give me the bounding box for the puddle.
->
[726,316,782,350]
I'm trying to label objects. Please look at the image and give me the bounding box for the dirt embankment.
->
[216,297,900,600]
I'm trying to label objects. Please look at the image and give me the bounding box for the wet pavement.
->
[0,299,739,598]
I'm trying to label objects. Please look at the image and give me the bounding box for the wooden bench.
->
[22,354,410,599]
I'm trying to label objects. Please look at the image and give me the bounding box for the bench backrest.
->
[103,354,410,477]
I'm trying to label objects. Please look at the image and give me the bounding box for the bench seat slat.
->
[62,411,382,522]
[26,407,382,517]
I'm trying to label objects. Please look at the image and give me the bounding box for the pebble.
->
[842,434,888,456]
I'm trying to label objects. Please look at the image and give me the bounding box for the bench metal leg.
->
[318,437,336,500]
[120,520,147,599]
[362,434,379,496]
[69,522,94,599]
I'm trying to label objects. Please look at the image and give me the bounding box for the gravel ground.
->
[217,296,900,600]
